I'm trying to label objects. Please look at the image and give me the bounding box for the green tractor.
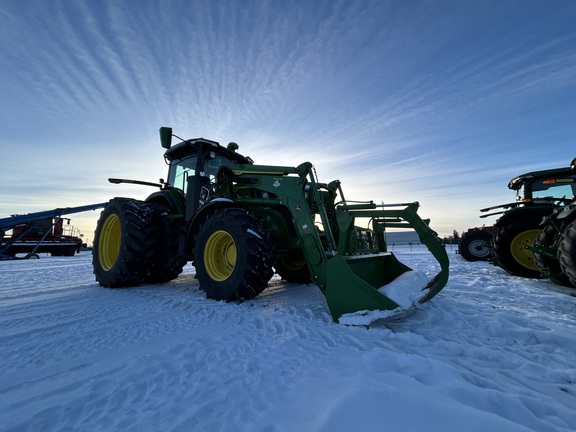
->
[92,127,449,322]
[460,158,576,281]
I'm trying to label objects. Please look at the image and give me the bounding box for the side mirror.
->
[160,127,173,149]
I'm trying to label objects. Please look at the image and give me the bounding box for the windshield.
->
[517,176,576,201]
[167,154,240,193]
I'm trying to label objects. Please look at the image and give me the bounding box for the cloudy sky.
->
[1,0,575,244]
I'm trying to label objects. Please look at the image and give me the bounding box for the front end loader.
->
[92,128,449,323]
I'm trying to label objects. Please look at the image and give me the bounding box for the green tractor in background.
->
[92,127,449,322]
[459,158,576,286]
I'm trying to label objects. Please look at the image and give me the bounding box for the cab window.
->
[531,177,576,200]
[169,156,196,192]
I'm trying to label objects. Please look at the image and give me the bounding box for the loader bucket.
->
[324,250,449,324]
[316,201,450,323]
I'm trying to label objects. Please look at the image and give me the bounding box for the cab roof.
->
[508,163,576,190]
[164,138,253,165]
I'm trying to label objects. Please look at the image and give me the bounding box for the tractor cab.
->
[161,130,253,219]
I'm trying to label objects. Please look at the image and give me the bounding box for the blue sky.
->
[1,0,575,244]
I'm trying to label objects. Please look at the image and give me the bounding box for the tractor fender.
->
[495,205,558,228]
[557,203,576,221]
[186,199,236,254]
[145,189,186,215]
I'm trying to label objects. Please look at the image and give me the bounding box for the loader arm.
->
[217,162,449,322]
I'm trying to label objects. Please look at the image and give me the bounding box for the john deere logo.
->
[272,180,281,187]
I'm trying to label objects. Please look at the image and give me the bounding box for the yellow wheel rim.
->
[510,229,540,271]
[99,214,121,271]
[204,230,237,281]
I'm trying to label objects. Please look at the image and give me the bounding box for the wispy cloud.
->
[1,0,575,238]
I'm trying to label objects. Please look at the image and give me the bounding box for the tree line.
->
[442,230,461,245]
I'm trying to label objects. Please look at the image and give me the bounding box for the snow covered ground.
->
[1,245,575,431]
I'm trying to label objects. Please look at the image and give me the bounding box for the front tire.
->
[533,223,573,287]
[557,219,576,287]
[275,249,311,283]
[492,218,543,278]
[193,208,275,301]
[93,198,158,287]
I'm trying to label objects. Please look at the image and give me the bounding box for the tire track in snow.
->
[1,266,390,431]
[2,249,576,431]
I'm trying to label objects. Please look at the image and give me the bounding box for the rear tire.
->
[533,223,573,287]
[492,218,543,278]
[93,198,159,287]
[142,203,187,284]
[557,219,576,287]
[193,208,275,301]
[459,230,493,262]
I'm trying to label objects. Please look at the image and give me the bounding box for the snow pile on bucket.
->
[338,270,429,326]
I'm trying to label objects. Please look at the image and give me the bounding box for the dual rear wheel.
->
[93,198,185,287]
[93,198,159,287]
